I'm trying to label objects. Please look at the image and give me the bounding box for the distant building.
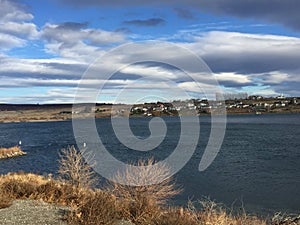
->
[292,98,298,105]
[276,94,286,99]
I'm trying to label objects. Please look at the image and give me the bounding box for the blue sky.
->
[0,0,299,103]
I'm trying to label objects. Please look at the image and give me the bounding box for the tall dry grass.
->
[67,190,117,225]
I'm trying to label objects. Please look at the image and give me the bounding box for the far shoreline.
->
[0,111,299,124]
[1,97,299,123]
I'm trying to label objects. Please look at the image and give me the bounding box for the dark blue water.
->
[0,114,299,216]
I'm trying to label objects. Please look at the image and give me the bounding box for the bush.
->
[107,158,181,224]
[58,145,97,189]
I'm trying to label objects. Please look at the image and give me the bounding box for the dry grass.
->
[0,146,298,225]
[67,190,117,225]
[0,146,26,159]
[0,172,48,185]
[272,213,300,225]
[189,199,267,225]
[0,192,12,209]
[0,172,117,225]
[0,172,76,205]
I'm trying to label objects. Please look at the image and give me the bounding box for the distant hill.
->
[0,104,72,111]
[0,103,112,111]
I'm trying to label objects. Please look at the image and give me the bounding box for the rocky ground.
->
[0,200,69,225]
[0,200,135,225]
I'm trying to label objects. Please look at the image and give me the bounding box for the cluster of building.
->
[224,96,299,113]
[128,94,300,116]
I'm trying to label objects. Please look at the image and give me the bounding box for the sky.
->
[0,0,300,104]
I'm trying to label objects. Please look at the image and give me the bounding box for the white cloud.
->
[0,0,33,22]
[120,64,184,80]
[0,0,38,51]
[0,33,25,50]
[40,23,126,62]
[0,22,38,39]
[44,42,104,62]
[214,72,251,84]
[0,55,86,77]
[258,71,292,84]
[186,31,300,56]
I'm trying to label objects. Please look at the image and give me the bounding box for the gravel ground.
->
[0,200,70,225]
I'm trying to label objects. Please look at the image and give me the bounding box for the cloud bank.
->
[61,0,300,31]
[0,0,299,103]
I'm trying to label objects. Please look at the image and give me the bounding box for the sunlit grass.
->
[0,146,26,159]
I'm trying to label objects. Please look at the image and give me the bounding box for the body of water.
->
[0,113,299,216]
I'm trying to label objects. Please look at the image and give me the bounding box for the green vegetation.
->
[0,146,298,224]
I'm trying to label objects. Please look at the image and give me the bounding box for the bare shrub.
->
[107,158,181,224]
[58,145,97,189]
[110,158,180,205]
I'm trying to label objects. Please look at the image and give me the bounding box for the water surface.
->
[0,113,299,215]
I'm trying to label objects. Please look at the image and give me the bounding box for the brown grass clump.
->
[68,190,117,225]
[0,172,113,224]
[0,172,48,199]
[0,146,26,159]
[151,199,267,225]
[0,172,48,186]
[195,199,267,225]
[0,172,69,204]
[0,192,12,209]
